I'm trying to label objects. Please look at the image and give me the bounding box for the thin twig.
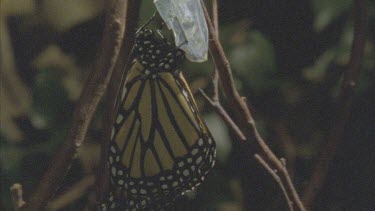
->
[201,1,306,210]
[200,89,246,141]
[211,0,220,102]
[274,121,297,178]
[96,0,141,202]
[202,0,254,142]
[201,1,244,140]
[302,0,368,208]
[212,0,219,32]
[211,64,220,102]
[20,1,128,210]
[254,154,294,211]
[10,183,25,210]
[47,175,96,211]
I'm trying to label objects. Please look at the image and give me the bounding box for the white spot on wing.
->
[198,138,203,146]
[191,148,198,155]
[196,156,203,164]
[183,169,189,176]
[111,167,116,176]
[116,114,123,124]
[121,87,127,100]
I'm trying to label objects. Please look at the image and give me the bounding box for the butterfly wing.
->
[105,60,215,209]
[101,28,215,210]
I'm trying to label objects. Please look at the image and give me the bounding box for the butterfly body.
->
[101,29,215,210]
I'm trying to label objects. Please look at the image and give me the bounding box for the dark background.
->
[1,0,374,210]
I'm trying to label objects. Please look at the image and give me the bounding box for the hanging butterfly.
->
[99,27,216,210]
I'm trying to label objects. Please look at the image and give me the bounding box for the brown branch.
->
[202,0,253,140]
[200,89,246,141]
[201,1,306,210]
[302,0,368,208]
[96,0,141,202]
[47,175,96,210]
[10,183,25,210]
[211,0,220,102]
[273,121,297,178]
[212,0,219,32]
[211,63,220,102]
[254,154,294,211]
[20,1,128,210]
[201,1,245,140]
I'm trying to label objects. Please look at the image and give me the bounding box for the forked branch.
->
[200,0,306,210]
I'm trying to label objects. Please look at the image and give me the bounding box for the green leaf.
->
[303,49,336,82]
[32,68,71,128]
[229,30,277,92]
[312,0,352,32]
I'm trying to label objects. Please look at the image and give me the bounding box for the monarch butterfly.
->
[100,28,216,210]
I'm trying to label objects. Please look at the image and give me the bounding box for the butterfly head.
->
[135,28,185,74]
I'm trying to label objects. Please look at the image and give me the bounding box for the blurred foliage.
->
[1,0,374,210]
[311,0,352,32]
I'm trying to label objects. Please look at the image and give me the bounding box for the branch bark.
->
[211,0,220,102]
[200,89,246,141]
[20,1,128,210]
[200,0,246,141]
[302,0,368,208]
[201,1,306,210]
[96,0,141,202]
[273,121,297,178]
[254,154,294,211]
[47,175,96,211]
